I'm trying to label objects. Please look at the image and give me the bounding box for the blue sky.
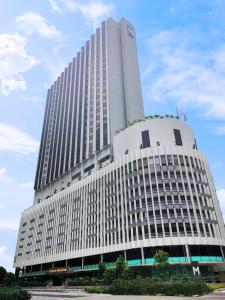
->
[0,0,225,271]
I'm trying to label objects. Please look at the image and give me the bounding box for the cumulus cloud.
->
[49,0,114,29]
[48,0,62,13]
[66,0,114,29]
[16,11,61,38]
[0,33,39,95]
[217,189,225,221]
[0,122,39,154]
[144,30,225,119]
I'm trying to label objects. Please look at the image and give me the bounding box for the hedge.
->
[0,288,31,300]
[85,286,109,294]
[108,280,211,296]
[18,280,48,287]
[87,279,211,296]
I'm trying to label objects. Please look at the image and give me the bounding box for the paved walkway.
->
[29,288,225,300]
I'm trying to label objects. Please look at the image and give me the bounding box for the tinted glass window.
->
[142,130,150,148]
[174,129,182,146]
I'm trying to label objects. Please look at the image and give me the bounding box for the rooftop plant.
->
[115,114,180,134]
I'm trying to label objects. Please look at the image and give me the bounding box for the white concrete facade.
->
[14,119,225,269]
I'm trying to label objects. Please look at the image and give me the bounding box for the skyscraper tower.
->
[34,17,144,192]
[14,18,225,279]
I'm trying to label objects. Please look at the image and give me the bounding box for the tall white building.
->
[14,18,225,279]
[34,17,144,192]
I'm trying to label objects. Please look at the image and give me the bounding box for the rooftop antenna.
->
[176,107,180,119]
[176,107,188,123]
[183,112,188,123]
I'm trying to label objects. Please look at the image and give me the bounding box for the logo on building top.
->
[127,25,134,38]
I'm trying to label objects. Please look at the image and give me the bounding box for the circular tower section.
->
[113,117,225,265]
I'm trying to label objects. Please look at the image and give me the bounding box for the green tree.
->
[98,262,106,279]
[103,268,116,284]
[154,250,169,268]
[153,250,170,281]
[121,267,134,279]
[3,272,16,286]
[115,256,127,278]
[0,266,7,283]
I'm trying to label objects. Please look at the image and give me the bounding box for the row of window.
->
[18,154,218,258]
[18,216,216,258]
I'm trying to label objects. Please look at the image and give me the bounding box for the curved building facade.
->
[14,118,225,276]
[14,18,225,278]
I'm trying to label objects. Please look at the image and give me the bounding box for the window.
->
[84,164,94,173]
[141,130,150,148]
[72,172,81,181]
[174,129,183,146]
[98,155,110,165]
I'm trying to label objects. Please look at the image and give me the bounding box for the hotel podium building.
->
[14,18,225,278]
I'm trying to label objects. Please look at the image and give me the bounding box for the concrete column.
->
[66,260,68,267]
[185,244,191,262]
[124,250,127,262]
[141,247,145,265]
[101,254,103,262]
[220,246,225,260]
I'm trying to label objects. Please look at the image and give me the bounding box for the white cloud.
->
[0,246,7,255]
[16,11,61,38]
[212,125,225,136]
[48,0,62,13]
[217,189,225,221]
[0,168,12,183]
[1,79,26,94]
[0,218,19,231]
[20,182,33,189]
[0,122,39,155]
[0,33,40,95]
[145,30,225,120]
[61,0,77,11]
[51,0,113,28]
